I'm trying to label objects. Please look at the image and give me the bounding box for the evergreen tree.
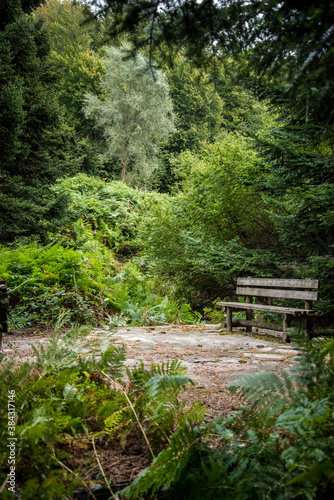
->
[0,0,67,242]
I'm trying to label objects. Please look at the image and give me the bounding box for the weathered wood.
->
[238,320,283,332]
[221,319,283,331]
[304,299,313,310]
[246,296,253,332]
[237,278,319,289]
[218,277,319,341]
[236,286,318,301]
[218,302,318,316]
[226,307,232,332]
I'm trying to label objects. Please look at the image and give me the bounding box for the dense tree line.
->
[0,0,333,325]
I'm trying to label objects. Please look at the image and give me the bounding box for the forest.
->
[0,0,334,498]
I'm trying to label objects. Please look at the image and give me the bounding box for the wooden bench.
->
[217,278,319,341]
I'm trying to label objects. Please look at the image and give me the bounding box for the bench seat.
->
[217,302,317,316]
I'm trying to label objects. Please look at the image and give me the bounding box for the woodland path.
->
[2,324,297,386]
[1,324,298,419]
[0,325,300,488]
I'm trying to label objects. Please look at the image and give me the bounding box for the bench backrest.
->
[236,278,319,309]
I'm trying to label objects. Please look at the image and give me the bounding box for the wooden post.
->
[305,289,313,335]
[282,314,291,342]
[246,296,253,332]
[226,307,233,332]
[0,279,9,351]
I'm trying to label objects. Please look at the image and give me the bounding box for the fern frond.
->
[150,359,188,377]
[62,383,84,402]
[292,335,334,400]
[103,410,126,437]
[144,375,194,398]
[54,308,72,332]
[97,343,127,379]
[228,371,298,422]
[276,397,333,435]
[32,327,124,376]
[120,424,202,499]
[127,359,188,389]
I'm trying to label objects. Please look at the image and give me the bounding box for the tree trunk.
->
[121,140,129,180]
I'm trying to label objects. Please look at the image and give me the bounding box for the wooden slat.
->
[237,278,319,289]
[221,320,283,331]
[217,302,318,315]
[237,319,283,332]
[236,286,318,301]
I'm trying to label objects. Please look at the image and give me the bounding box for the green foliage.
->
[83,43,176,183]
[122,333,334,499]
[0,327,126,496]
[149,54,272,193]
[0,325,203,497]
[149,55,224,191]
[0,0,69,242]
[128,359,188,386]
[53,173,166,252]
[0,240,115,326]
[89,1,334,138]
[0,235,199,328]
[140,134,279,307]
[33,1,125,180]
[121,425,206,499]
[31,326,126,377]
[144,374,194,398]
[0,174,202,327]
[252,123,334,323]
[298,256,334,326]
[35,0,105,134]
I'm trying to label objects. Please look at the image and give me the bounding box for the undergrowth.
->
[0,326,200,499]
[121,331,334,500]
[0,175,204,330]
[1,330,334,499]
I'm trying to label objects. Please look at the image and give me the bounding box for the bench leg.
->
[305,318,313,337]
[282,314,291,342]
[226,307,233,332]
[245,296,252,332]
[246,310,253,332]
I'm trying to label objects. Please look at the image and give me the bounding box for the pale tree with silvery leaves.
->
[83,44,176,183]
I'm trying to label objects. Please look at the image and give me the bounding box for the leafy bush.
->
[0,175,201,328]
[139,134,280,308]
[0,241,117,326]
[53,173,164,255]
